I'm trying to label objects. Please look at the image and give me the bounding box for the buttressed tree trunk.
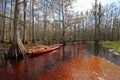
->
[7,0,27,59]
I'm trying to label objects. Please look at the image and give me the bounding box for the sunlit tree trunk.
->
[42,0,47,43]
[32,0,35,43]
[52,0,56,44]
[23,0,27,44]
[28,0,32,41]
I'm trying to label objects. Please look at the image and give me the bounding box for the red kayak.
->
[28,46,60,56]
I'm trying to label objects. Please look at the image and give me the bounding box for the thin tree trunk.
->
[52,0,55,44]
[1,0,7,43]
[58,1,61,43]
[23,0,27,44]
[82,19,85,43]
[28,0,32,41]
[32,0,35,43]
[98,3,101,42]
[117,21,120,41]
[9,0,13,43]
[0,2,4,42]
[61,0,66,45]
[42,0,47,43]
[94,0,99,45]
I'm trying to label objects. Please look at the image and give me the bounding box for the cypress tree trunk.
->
[32,0,35,43]
[9,0,13,43]
[23,0,27,44]
[42,0,47,43]
[7,0,27,59]
[61,0,66,45]
[1,0,7,43]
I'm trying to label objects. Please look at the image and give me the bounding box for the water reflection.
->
[0,44,120,80]
[61,45,65,61]
[94,43,100,56]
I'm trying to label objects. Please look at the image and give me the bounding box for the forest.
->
[0,0,120,59]
[0,0,120,80]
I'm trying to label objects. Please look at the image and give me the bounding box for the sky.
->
[72,0,120,12]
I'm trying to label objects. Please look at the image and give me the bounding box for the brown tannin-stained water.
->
[0,44,120,80]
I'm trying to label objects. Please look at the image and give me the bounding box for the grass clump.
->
[101,41,120,53]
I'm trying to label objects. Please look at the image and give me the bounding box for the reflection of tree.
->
[73,45,76,59]
[59,45,65,61]
[94,43,100,56]
[61,45,65,61]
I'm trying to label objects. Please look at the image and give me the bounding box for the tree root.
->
[7,38,27,60]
